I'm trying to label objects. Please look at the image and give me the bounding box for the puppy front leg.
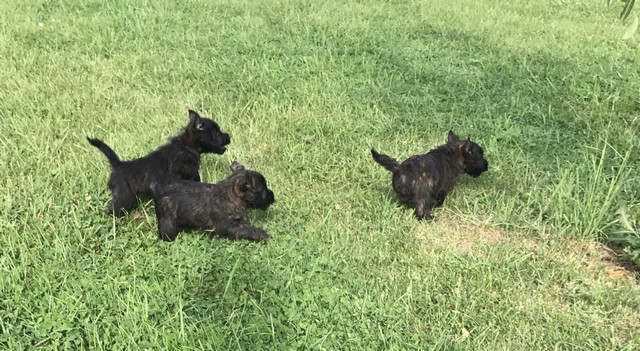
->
[414,196,436,221]
[158,216,180,242]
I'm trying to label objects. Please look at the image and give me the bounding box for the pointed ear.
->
[188,110,204,131]
[230,161,245,174]
[464,140,473,154]
[447,130,460,143]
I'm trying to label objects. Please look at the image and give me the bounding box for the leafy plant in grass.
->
[602,0,640,265]
[607,205,640,266]
[540,141,634,240]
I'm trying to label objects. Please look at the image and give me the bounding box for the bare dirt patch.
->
[588,243,638,280]
[415,212,521,255]
[416,212,638,281]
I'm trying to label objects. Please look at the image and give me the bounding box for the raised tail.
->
[371,148,399,172]
[87,137,121,167]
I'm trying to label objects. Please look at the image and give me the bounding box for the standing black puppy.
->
[88,110,231,216]
[371,130,488,220]
[150,161,275,242]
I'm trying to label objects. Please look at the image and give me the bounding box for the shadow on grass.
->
[364,25,637,166]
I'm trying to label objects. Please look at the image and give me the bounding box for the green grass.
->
[1,0,640,349]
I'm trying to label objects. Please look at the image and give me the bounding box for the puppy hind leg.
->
[154,200,180,241]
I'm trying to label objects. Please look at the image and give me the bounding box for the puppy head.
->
[187,110,231,154]
[447,130,489,178]
[232,169,275,210]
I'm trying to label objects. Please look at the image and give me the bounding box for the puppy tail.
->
[371,148,399,172]
[87,137,121,167]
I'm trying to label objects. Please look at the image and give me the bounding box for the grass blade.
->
[621,0,636,21]
[222,257,241,300]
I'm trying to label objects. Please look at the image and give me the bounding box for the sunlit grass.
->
[0,0,639,349]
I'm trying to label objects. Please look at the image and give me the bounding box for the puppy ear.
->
[447,130,460,143]
[188,110,204,131]
[464,140,473,154]
[230,161,246,173]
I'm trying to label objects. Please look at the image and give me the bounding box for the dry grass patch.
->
[415,212,527,256]
[417,212,638,282]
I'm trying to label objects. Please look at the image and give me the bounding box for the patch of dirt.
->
[590,243,638,280]
[416,212,638,281]
[416,212,519,255]
[560,240,638,280]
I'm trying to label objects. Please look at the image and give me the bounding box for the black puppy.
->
[371,130,488,220]
[150,161,275,242]
[88,110,231,216]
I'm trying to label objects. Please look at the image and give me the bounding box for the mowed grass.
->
[1,0,640,349]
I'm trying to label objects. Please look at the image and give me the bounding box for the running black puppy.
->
[371,130,488,220]
[88,110,231,216]
[150,161,275,242]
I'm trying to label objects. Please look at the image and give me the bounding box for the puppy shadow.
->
[245,207,278,222]
[368,181,398,203]
[89,195,153,222]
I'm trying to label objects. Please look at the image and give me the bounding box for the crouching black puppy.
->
[371,130,488,220]
[87,110,231,216]
[150,161,275,242]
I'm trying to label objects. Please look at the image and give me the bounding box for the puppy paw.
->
[414,209,434,221]
[249,229,270,241]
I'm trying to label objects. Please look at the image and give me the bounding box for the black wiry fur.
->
[150,161,275,242]
[372,130,488,220]
[88,110,231,216]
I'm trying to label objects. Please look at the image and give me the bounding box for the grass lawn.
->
[1,0,639,349]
